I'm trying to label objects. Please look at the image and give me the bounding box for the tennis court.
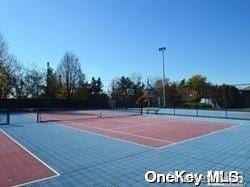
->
[0,110,249,186]
[36,109,235,148]
[0,129,58,187]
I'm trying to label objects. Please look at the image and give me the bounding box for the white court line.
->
[155,123,243,150]
[0,129,60,187]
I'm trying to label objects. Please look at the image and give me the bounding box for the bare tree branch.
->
[57,51,84,99]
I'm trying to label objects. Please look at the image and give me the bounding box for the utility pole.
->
[159,47,166,108]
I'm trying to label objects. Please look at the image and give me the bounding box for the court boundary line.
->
[0,129,60,187]
[155,123,242,150]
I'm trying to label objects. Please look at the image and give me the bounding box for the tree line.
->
[0,34,107,108]
[110,74,243,109]
[0,34,244,109]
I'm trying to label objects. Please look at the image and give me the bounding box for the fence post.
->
[7,109,10,125]
[36,108,40,123]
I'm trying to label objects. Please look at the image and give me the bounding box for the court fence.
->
[144,107,250,120]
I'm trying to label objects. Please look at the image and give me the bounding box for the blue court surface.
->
[1,113,250,186]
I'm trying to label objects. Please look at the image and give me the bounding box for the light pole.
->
[159,47,166,108]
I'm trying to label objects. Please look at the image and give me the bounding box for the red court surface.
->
[0,130,57,187]
[45,115,234,148]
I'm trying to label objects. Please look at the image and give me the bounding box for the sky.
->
[0,0,250,90]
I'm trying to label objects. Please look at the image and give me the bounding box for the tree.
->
[179,79,186,88]
[89,77,103,94]
[11,61,26,98]
[57,51,84,100]
[0,34,21,98]
[0,34,9,98]
[152,78,182,107]
[151,77,172,107]
[0,34,8,62]
[88,77,108,107]
[73,73,89,100]
[45,62,61,99]
[166,82,183,107]
[111,76,144,107]
[24,69,44,98]
[187,74,208,99]
[216,84,242,108]
[0,63,10,98]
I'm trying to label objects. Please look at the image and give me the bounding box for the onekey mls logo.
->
[145,170,245,186]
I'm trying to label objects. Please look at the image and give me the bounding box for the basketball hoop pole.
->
[159,47,166,108]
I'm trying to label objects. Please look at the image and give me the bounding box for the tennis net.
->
[37,108,142,123]
[0,109,10,125]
